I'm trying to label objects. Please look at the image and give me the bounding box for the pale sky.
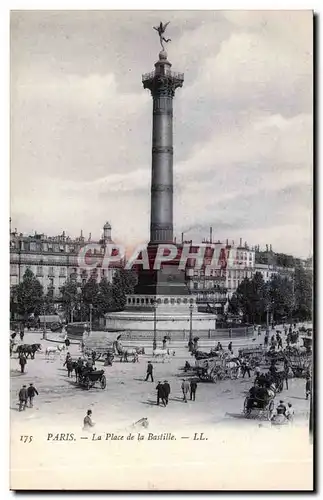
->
[10,10,313,257]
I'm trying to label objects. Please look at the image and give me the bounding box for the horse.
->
[226,359,242,379]
[113,340,144,362]
[45,345,65,358]
[16,343,42,359]
[152,348,170,363]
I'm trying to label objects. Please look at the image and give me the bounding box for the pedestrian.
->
[305,376,311,400]
[83,409,95,430]
[228,342,233,353]
[163,380,171,405]
[264,335,268,347]
[63,352,71,366]
[181,379,190,403]
[254,365,261,381]
[285,403,294,422]
[66,358,74,377]
[18,385,28,411]
[156,381,166,406]
[91,351,96,365]
[65,337,70,347]
[19,354,27,373]
[283,368,289,390]
[27,383,38,407]
[145,361,154,382]
[190,380,197,401]
[242,360,251,378]
[276,400,287,416]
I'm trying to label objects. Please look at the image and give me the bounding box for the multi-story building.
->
[185,238,255,313]
[254,263,294,283]
[10,222,117,299]
[185,237,296,312]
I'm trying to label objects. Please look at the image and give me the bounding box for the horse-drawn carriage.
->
[77,368,107,390]
[83,332,115,362]
[243,387,275,420]
[238,346,267,368]
[195,353,240,382]
[287,353,311,378]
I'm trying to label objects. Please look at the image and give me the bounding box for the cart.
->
[243,394,275,420]
[77,369,107,390]
[239,346,267,368]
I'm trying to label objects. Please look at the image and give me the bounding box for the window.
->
[60,268,66,277]
[36,266,43,276]
[30,242,36,251]
[193,282,198,290]
[10,264,18,275]
[48,266,54,277]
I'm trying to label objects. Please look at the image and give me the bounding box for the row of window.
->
[10,265,110,277]
[11,241,114,256]
[127,297,195,306]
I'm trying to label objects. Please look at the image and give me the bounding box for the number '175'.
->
[20,435,33,443]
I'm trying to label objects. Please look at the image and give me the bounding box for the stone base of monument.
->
[105,294,254,342]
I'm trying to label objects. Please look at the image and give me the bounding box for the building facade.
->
[185,239,255,313]
[185,239,295,312]
[10,222,117,299]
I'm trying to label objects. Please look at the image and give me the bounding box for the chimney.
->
[270,244,272,252]
[240,237,242,247]
[210,226,213,244]
[244,241,247,248]
[181,232,184,244]
[80,229,83,238]
[266,244,268,252]
[226,239,228,245]
[88,232,91,241]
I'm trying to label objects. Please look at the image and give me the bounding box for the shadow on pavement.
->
[225,412,246,419]
[141,400,158,406]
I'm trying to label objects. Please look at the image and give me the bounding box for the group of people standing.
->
[18,383,39,411]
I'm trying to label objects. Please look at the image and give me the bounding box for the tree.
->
[60,278,80,321]
[268,274,294,322]
[227,293,240,315]
[14,269,44,319]
[112,269,138,311]
[81,275,100,321]
[294,265,312,320]
[43,289,57,315]
[96,277,114,317]
[234,273,268,324]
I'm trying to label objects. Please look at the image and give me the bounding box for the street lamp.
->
[213,291,217,334]
[89,304,93,332]
[153,299,157,351]
[188,302,193,351]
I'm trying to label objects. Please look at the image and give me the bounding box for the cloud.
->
[10,11,313,258]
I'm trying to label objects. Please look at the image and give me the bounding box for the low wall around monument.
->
[119,326,255,342]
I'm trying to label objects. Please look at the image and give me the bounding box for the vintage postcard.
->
[9,10,313,490]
